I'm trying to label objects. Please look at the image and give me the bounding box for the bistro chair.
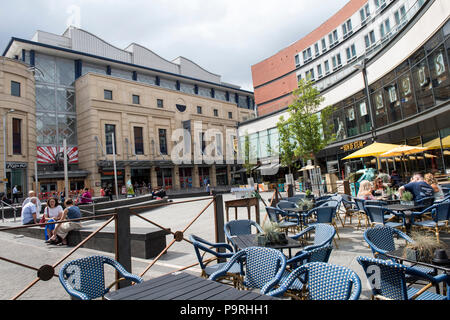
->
[59,255,143,300]
[415,196,435,208]
[363,226,436,279]
[354,198,370,229]
[357,256,449,300]
[302,206,340,248]
[277,200,298,211]
[411,201,450,242]
[209,246,287,294]
[189,235,241,288]
[224,219,264,251]
[339,194,360,228]
[285,194,305,204]
[364,205,406,231]
[290,223,336,253]
[264,262,361,300]
[265,206,299,234]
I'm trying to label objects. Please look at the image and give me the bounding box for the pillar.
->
[151,167,158,189]
[210,164,217,187]
[193,165,200,188]
[173,166,180,190]
[227,165,232,186]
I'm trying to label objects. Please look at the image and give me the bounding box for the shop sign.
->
[6,163,28,169]
[341,140,367,152]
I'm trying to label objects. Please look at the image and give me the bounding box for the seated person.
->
[390,170,402,188]
[357,180,375,200]
[21,197,38,225]
[372,177,385,196]
[79,188,92,204]
[398,172,434,203]
[152,187,166,199]
[377,169,391,185]
[424,173,445,201]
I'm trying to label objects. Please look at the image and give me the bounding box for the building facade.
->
[0,57,36,198]
[244,0,450,180]
[3,27,255,196]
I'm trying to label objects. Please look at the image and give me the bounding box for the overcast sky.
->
[0,0,349,91]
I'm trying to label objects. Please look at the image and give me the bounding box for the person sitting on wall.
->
[79,188,92,204]
[47,198,82,246]
[22,191,42,215]
[152,187,166,199]
[21,197,38,225]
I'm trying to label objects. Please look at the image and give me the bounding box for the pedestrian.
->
[12,185,20,204]
[47,198,82,246]
[100,186,105,197]
[21,197,38,225]
[105,186,113,201]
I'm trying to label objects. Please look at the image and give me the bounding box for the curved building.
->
[244,0,450,179]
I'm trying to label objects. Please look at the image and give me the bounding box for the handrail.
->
[1,200,17,223]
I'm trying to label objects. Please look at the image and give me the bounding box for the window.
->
[176,104,187,112]
[11,81,21,97]
[360,4,371,24]
[324,60,330,74]
[104,90,113,100]
[105,124,116,155]
[295,55,300,66]
[297,74,302,85]
[321,38,327,53]
[12,118,21,155]
[394,5,407,28]
[317,64,323,78]
[306,68,315,81]
[380,18,391,40]
[134,127,144,155]
[332,53,342,70]
[365,30,376,49]
[197,106,202,114]
[159,129,168,155]
[302,47,312,63]
[346,44,357,62]
[374,0,386,11]
[214,109,219,117]
[132,94,140,105]
[314,43,320,57]
[329,30,339,48]
[342,19,353,39]
[228,112,233,119]
[157,99,164,108]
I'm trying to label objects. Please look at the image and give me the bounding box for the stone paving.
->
[0,192,385,300]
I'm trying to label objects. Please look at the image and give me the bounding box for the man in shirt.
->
[12,185,20,203]
[398,173,434,202]
[21,197,38,225]
[22,190,42,214]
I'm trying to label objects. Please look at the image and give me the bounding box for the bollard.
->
[115,207,132,289]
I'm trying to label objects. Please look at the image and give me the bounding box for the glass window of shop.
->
[382,72,402,124]
[259,130,270,158]
[157,168,172,189]
[179,167,193,188]
[342,96,358,138]
[333,104,347,141]
[268,128,279,156]
[428,44,450,104]
[198,167,209,187]
[354,88,371,135]
[370,78,388,128]
[216,166,228,186]
[397,70,416,118]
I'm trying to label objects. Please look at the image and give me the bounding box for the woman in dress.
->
[43,197,64,241]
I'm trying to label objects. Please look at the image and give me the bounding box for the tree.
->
[283,78,335,166]
[275,116,298,174]
[241,132,257,176]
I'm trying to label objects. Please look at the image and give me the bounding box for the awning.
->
[35,170,90,180]
[258,163,280,176]
[342,142,400,160]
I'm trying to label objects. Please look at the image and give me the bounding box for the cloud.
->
[0,0,349,90]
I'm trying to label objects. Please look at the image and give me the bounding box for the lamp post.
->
[3,109,15,195]
[354,59,377,143]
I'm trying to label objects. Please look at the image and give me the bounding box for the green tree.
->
[278,78,335,167]
[275,116,298,174]
[241,132,257,176]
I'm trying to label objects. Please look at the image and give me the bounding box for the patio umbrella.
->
[380,145,429,177]
[421,135,450,150]
[298,164,319,171]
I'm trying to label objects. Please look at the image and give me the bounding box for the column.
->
[210,164,217,187]
[173,166,180,190]
[193,165,200,188]
[151,167,158,189]
[227,165,232,186]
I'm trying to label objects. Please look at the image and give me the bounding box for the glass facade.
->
[35,53,77,147]
[328,22,450,143]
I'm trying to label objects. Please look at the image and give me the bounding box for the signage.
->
[37,146,79,164]
[341,140,367,152]
[6,163,27,169]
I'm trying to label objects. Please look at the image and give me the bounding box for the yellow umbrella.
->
[380,145,429,158]
[342,142,400,160]
[421,135,450,150]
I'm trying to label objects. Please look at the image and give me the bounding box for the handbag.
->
[39,207,48,227]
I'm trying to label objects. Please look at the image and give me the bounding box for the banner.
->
[37,146,79,164]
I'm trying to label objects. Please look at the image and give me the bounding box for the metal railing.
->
[1,200,18,223]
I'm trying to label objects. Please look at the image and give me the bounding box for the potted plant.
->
[297,199,314,211]
[257,222,287,246]
[400,191,414,206]
[305,189,314,200]
[403,232,446,264]
[385,187,395,200]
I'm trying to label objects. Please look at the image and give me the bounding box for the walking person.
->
[12,185,20,204]
[47,198,82,246]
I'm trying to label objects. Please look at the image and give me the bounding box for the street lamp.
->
[354,59,377,143]
[3,109,15,195]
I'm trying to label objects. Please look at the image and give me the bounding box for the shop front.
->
[100,168,125,195]
[5,162,28,199]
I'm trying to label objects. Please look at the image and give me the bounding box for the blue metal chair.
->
[276,200,298,211]
[59,255,143,300]
[357,256,449,300]
[209,246,287,294]
[415,196,435,208]
[364,226,436,277]
[303,206,340,247]
[224,219,264,250]
[364,205,406,231]
[290,223,336,253]
[285,194,305,204]
[354,198,370,229]
[189,235,241,286]
[265,262,362,300]
[265,206,299,234]
[411,201,450,242]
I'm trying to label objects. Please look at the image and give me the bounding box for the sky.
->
[0,0,349,91]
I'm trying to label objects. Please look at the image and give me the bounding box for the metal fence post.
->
[213,193,226,262]
[115,207,132,288]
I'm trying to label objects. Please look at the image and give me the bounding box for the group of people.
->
[357,170,444,202]
[20,190,82,246]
